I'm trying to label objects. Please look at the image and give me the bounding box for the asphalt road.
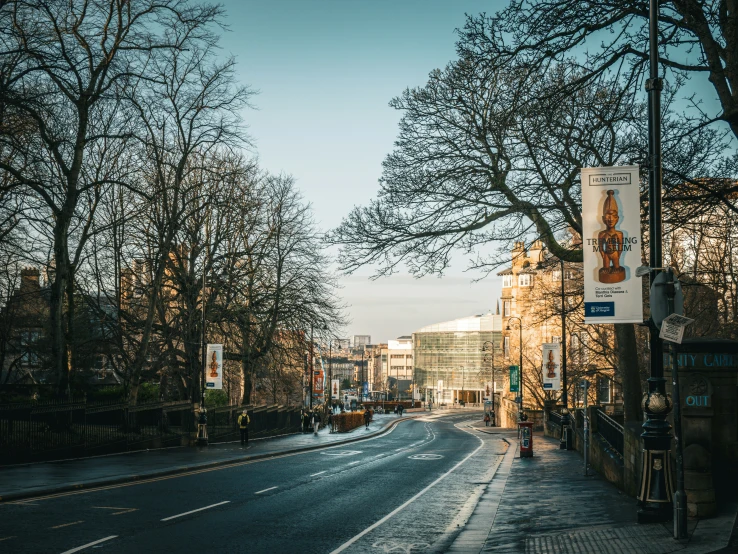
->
[0,412,506,554]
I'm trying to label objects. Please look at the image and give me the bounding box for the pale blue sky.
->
[218,0,503,342]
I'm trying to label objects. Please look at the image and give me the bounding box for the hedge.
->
[333,411,365,432]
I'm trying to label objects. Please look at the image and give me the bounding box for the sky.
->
[217,0,503,343]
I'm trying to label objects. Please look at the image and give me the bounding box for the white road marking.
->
[348,461,361,465]
[329,424,485,554]
[161,501,230,521]
[0,536,16,542]
[395,448,404,451]
[50,520,84,529]
[321,450,363,457]
[92,506,137,515]
[310,471,327,477]
[59,535,117,553]
[254,486,278,494]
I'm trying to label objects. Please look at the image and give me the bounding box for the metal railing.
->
[0,398,302,464]
[549,411,563,426]
[596,409,624,457]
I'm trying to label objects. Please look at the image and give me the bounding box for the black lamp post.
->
[506,317,524,421]
[558,258,572,450]
[482,340,497,426]
[637,0,673,524]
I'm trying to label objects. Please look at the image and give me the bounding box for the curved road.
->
[1,412,506,554]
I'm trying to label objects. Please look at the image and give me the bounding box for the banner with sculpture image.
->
[581,165,643,324]
[205,344,223,390]
[541,343,561,391]
[331,379,340,400]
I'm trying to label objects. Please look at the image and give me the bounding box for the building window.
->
[571,333,579,349]
[598,376,611,403]
[551,336,561,343]
[504,336,510,358]
[503,301,511,317]
[502,275,513,288]
[518,274,531,287]
[551,269,561,281]
[565,269,577,280]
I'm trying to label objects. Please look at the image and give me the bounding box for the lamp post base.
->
[637,379,674,523]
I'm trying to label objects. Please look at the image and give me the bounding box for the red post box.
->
[519,421,533,457]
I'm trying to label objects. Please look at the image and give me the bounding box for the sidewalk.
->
[0,412,421,502]
[449,430,738,554]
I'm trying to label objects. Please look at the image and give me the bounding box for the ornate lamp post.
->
[506,317,524,421]
[638,0,673,524]
[482,340,498,425]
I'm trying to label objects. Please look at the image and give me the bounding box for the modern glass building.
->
[412,313,503,405]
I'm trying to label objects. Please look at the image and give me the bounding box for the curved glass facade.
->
[412,314,503,404]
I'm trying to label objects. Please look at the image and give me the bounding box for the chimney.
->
[20,267,40,293]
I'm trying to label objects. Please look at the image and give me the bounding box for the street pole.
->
[329,339,332,408]
[666,268,687,539]
[196,256,208,447]
[638,0,673,524]
[560,258,572,450]
[506,317,524,421]
[309,325,314,410]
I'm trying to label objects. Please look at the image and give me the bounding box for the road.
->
[0,412,507,554]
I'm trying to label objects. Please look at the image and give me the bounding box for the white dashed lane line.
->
[59,535,118,554]
[310,471,327,477]
[254,487,278,495]
[161,501,231,521]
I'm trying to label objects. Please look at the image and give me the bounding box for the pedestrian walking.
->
[398,404,404,416]
[313,410,321,435]
[238,410,250,445]
[364,407,371,430]
[484,413,491,427]
[327,411,333,433]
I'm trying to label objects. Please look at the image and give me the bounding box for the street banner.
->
[331,379,340,400]
[541,343,561,391]
[363,381,369,397]
[581,165,643,324]
[205,344,223,390]
[313,369,324,400]
[509,366,519,392]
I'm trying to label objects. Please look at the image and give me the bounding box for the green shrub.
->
[204,389,229,407]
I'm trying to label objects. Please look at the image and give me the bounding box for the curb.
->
[0,415,421,503]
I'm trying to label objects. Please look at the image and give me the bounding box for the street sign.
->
[650,271,684,328]
[659,314,695,344]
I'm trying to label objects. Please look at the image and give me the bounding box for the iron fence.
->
[0,398,301,464]
[549,411,563,426]
[596,409,624,457]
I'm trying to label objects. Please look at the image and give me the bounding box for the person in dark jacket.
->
[238,410,250,445]
[313,410,321,435]
[363,407,372,430]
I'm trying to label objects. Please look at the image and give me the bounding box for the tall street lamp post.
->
[638,0,673,525]
[558,258,572,450]
[506,317,524,421]
[482,340,497,426]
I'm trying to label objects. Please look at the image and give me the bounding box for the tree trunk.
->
[240,355,252,405]
[615,323,642,424]
[52,222,70,397]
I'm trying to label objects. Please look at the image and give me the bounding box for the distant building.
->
[413,313,503,405]
[352,335,371,349]
[387,336,412,400]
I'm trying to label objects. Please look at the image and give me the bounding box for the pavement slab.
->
[449,430,737,554]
